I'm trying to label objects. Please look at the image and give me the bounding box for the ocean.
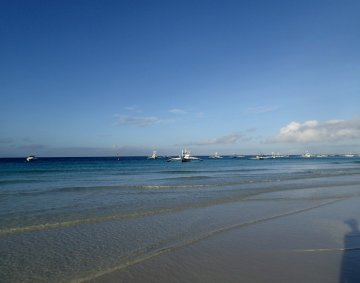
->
[1,155,360,282]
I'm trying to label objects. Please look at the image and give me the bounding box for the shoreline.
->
[88,196,360,283]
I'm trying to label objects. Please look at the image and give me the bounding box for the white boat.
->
[343,153,355,158]
[167,148,201,162]
[271,152,289,158]
[148,150,159,159]
[181,148,201,162]
[26,155,37,162]
[316,154,328,158]
[167,155,182,162]
[209,152,223,159]
[302,151,313,158]
[250,154,266,160]
[250,152,273,160]
[255,154,268,160]
[231,154,245,158]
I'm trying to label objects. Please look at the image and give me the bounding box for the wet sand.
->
[89,195,360,283]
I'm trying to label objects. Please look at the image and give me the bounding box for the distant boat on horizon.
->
[209,152,223,159]
[302,151,314,158]
[316,154,329,158]
[26,155,37,162]
[271,152,289,158]
[167,148,201,162]
[255,154,265,160]
[231,154,245,158]
[148,150,159,159]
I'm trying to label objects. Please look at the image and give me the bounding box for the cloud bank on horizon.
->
[274,118,360,143]
[1,118,360,157]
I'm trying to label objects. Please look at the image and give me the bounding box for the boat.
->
[271,152,289,158]
[209,152,223,159]
[148,150,159,159]
[231,154,245,158]
[301,151,313,158]
[316,154,328,158]
[343,153,355,158]
[167,155,182,162]
[167,148,201,162]
[26,155,37,162]
[250,152,271,160]
[181,148,201,162]
[255,154,265,160]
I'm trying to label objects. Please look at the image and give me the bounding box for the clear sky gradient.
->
[1,0,360,157]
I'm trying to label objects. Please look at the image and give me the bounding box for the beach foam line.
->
[0,208,173,236]
[52,183,212,193]
[292,247,360,253]
[73,198,345,283]
[0,190,266,236]
[70,248,172,283]
[0,182,350,237]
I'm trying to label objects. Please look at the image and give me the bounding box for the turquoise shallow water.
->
[1,156,360,282]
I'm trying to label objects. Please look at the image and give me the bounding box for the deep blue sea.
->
[1,155,360,282]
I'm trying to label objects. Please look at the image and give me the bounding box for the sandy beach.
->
[90,188,360,283]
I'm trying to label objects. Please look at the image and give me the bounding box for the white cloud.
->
[187,133,245,146]
[116,115,160,127]
[273,118,360,143]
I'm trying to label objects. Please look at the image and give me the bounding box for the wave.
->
[157,168,271,174]
[140,184,209,189]
[0,184,211,198]
[4,167,360,197]
[1,178,352,238]
[0,189,267,236]
[0,207,174,237]
[72,198,344,283]
[6,169,73,174]
[53,183,211,193]
[157,170,201,174]
[0,179,43,185]
[162,176,212,181]
[292,247,360,253]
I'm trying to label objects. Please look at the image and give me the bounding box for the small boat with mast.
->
[302,151,314,158]
[26,155,37,162]
[168,148,201,162]
[148,150,159,159]
[209,152,223,159]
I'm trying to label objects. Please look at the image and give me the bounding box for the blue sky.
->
[1,0,360,157]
